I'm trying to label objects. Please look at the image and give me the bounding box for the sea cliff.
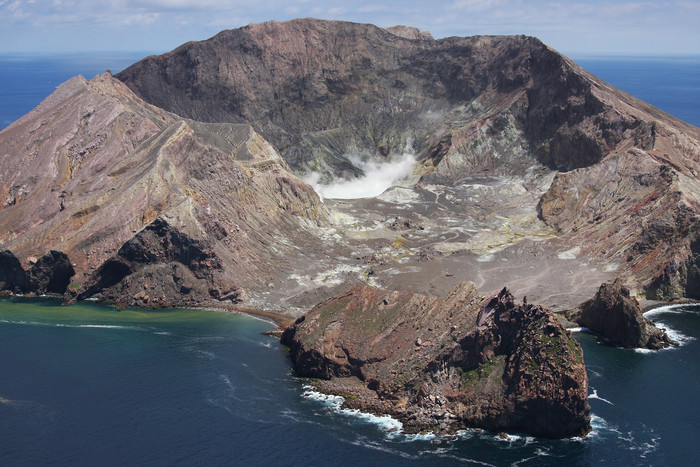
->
[282,282,590,438]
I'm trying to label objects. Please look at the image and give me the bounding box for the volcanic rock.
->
[2,18,700,314]
[0,250,28,293]
[282,283,590,438]
[75,218,227,307]
[27,250,75,295]
[116,18,700,300]
[0,249,74,295]
[568,278,678,349]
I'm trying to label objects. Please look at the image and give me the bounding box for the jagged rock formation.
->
[282,283,590,438]
[568,279,677,349]
[116,18,700,299]
[27,250,75,295]
[648,229,700,299]
[74,218,228,307]
[0,72,325,305]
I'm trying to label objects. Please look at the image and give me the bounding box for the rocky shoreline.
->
[282,282,591,439]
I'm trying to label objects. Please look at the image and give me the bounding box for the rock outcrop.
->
[74,218,229,307]
[27,250,75,295]
[0,249,74,296]
[0,250,29,294]
[567,279,678,349]
[282,283,590,438]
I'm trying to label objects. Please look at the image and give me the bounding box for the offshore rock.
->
[568,279,677,349]
[282,283,590,438]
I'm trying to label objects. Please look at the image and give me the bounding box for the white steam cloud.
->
[304,153,417,200]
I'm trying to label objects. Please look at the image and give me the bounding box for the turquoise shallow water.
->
[0,298,698,466]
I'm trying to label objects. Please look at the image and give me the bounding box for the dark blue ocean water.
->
[1,55,700,466]
[0,298,698,466]
[0,53,147,129]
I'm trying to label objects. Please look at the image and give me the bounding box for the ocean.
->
[1,54,700,466]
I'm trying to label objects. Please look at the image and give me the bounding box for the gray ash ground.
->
[252,176,616,315]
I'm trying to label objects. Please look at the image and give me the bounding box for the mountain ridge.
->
[114,18,700,301]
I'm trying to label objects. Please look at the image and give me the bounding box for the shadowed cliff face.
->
[116,19,651,176]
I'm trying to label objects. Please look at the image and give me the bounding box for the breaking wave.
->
[643,303,700,320]
[301,384,403,434]
[0,319,137,330]
[637,303,699,351]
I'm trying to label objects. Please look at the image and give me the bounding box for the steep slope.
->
[116,18,700,299]
[0,72,325,306]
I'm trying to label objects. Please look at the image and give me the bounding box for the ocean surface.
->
[1,54,700,466]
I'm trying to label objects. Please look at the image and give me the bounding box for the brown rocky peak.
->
[3,17,700,324]
[384,25,433,40]
[0,66,326,305]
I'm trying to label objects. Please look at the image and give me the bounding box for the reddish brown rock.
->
[568,278,677,349]
[282,283,590,438]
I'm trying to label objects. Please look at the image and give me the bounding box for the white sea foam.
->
[339,407,403,433]
[588,414,620,438]
[636,304,698,351]
[623,304,700,352]
[568,327,591,333]
[589,388,613,405]
[643,303,700,319]
[633,320,694,353]
[657,323,692,344]
[301,384,404,435]
[0,319,134,330]
[75,324,130,329]
[303,153,417,200]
